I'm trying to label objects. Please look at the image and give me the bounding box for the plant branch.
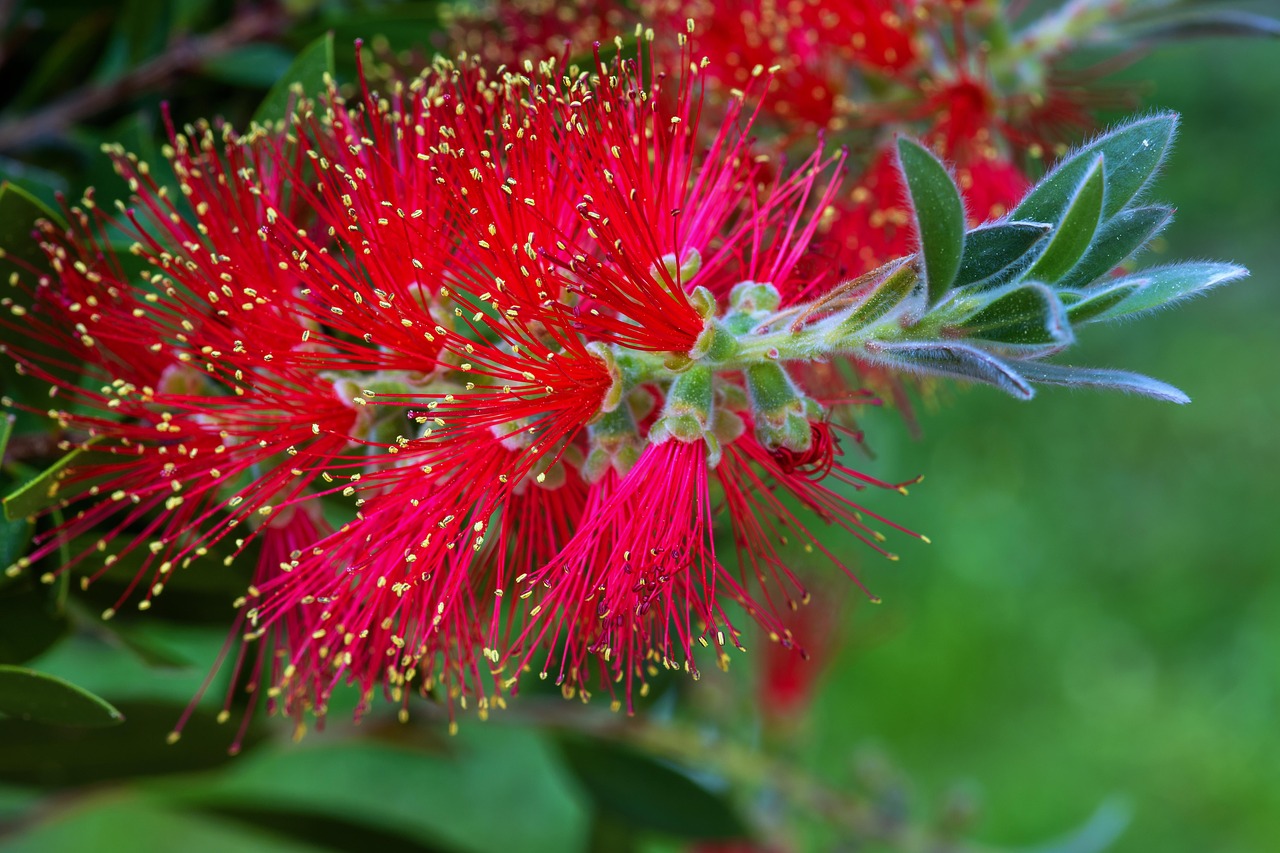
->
[0,5,287,153]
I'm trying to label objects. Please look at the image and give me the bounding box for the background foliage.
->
[0,1,1276,851]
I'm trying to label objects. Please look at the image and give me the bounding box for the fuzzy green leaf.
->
[1026,157,1106,283]
[0,665,123,727]
[1062,282,1144,324]
[953,221,1051,291]
[959,283,1072,348]
[1015,114,1177,223]
[1017,362,1190,404]
[1085,263,1249,323]
[839,261,920,331]
[897,137,966,304]
[251,32,335,126]
[1056,206,1173,290]
[863,341,1033,399]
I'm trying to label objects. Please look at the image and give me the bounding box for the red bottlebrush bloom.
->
[0,160,365,615]
[3,25,933,730]
[442,0,630,65]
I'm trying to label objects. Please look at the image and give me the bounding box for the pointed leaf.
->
[863,341,1033,399]
[897,137,966,304]
[1026,157,1106,283]
[953,220,1051,291]
[1063,282,1144,324]
[1015,114,1177,223]
[1124,11,1280,43]
[958,283,1073,348]
[558,736,748,840]
[1057,205,1173,290]
[1017,362,1190,404]
[0,415,35,580]
[252,32,335,126]
[159,730,589,853]
[838,260,920,332]
[0,665,123,726]
[1091,262,1249,322]
[0,414,11,465]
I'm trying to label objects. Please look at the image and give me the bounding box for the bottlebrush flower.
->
[0,140,366,616]
[0,19,1244,738]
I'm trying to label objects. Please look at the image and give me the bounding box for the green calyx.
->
[744,363,817,454]
[582,401,645,483]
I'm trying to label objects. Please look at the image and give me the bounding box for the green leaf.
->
[0,581,69,665]
[0,414,11,466]
[952,221,1051,291]
[0,665,122,727]
[838,260,920,332]
[1016,362,1190,404]
[959,283,1073,348]
[2,438,103,522]
[201,44,297,89]
[1121,10,1280,44]
[1015,114,1177,223]
[1056,206,1173,290]
[0,793,331,853]
[862,341,1034,399]
[1062,282,1144,324]
[252,33,336,127]
[294,5,443,58]
[0,699,257,787]
[1086,263,1249,323]
[896,137,966,304]
[0,416,34,582]
[558,735,748,840]
[159,729,589,853]
[1026,157,1106,284]
[0,183,75,435]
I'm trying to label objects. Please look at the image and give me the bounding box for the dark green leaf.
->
[252,33,336,127]
[0,183,74,435]
[2,438,103,523]
[0,583,68,665]
[1088,263,1249,323]
[91,0,172,84]
[959,283,1073,348]
[0,793,330,853]
[1015,114,1177,223]
[24,629,229,707]
[1026,157,1106,283]
[863,342,1033,399]
[0,665,122,727]
[8,14,112,112]
[159,729,589,853]
[0,699,257,787]
[1056,206,1173,290]
[1017,362,1190,404]
[0,415,34,583]
[202,44,297,89]
[953,221,1051,291]
[294,6,443,58]
[897,137,966,304]
[0,414,10,466]
[558,735,748,840]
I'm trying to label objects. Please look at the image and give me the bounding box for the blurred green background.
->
[823,38,1280,853]
[0,2,1277,852]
